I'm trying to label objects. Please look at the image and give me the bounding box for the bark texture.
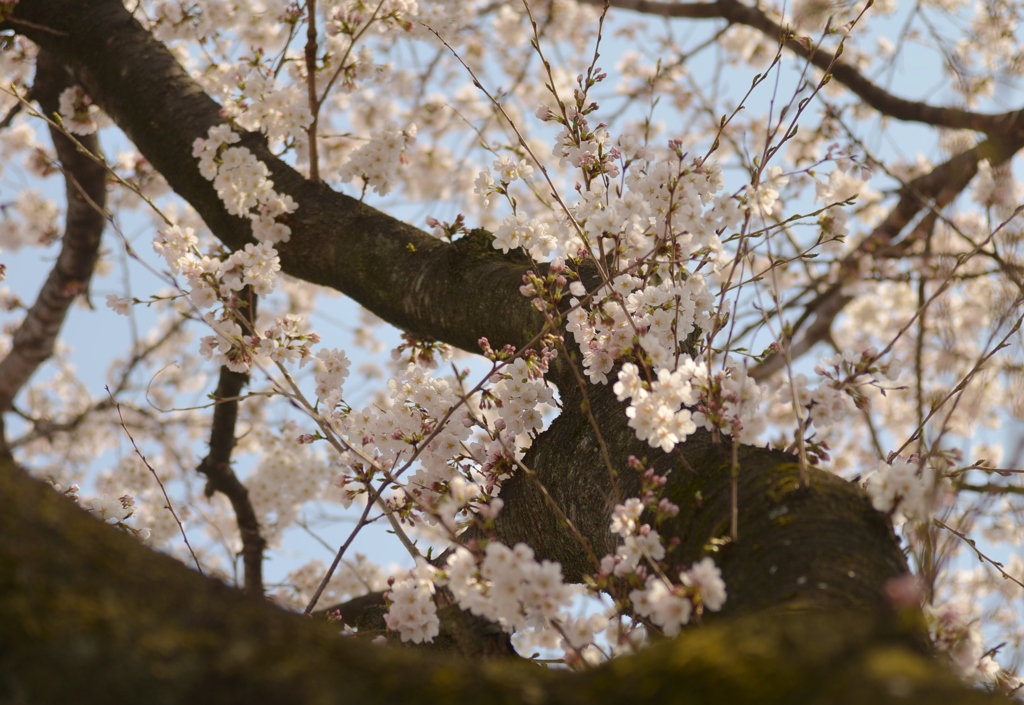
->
[0,50,106,413]
[4,0,546,357]
[0,0,1008,700]
[492,370,908,615]
[0,458,1002,705]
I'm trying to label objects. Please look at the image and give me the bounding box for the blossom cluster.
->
[566,272,714,385]
[443,543,576,635]
[972,158,1022,215]
[538,69,621,184]
[192,124,298,243]
[612,358,767,451]
[613,362,697,453]
[260,313,321,366]
[864,456,940,525]
[489,357,557,438]
[57,86,108,135]
[501,100,774,456]
[149,223,285,372]
[313,347,352,405]
[745,165,789,217]
[629,558,727,637]
[780,372,856,431]
[601,470,726,637]
[688,363,767,444]
[338,121,417,196]
[219,241,282,298]
[384,566,440,644]
[492,212,556,256]
[0,189,59,251]
[84,492,137,524]
[221,59,313,146]
[778,348,902,433]
[244,422,333,545]
[925,600,1011,686]
[333,365,477,509]
[322,341,558,534]
[327,0,419,38]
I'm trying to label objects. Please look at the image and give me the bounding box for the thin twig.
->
[107,386,204,576]
[303,476,389,614]
[304,0,320,182]
[934,517,1024,591]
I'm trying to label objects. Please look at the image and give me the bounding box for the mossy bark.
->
[494,374,908,618]
[0,2,1008,702]
[4,0,906,617]
[0,459,1002,704]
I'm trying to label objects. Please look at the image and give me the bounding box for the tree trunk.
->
[0,456,999,704]
[0,2,1004,702]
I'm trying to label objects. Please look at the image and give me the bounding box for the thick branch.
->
[0,459,1001,705]
[0,51,106,413]
[6,0,545,359]
[489,369,908,618]
[317,590,386,626]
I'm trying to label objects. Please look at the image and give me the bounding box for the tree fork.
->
[3,0,548,358]
[492,367,909,617]
[7,0,915,627]
[0,0,994,694]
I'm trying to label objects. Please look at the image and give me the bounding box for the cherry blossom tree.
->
[1,0,1023,701]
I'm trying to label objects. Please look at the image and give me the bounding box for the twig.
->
[304,0,320,182]
[933,517,1024,591]
[107,386,204,576]
[303,476,389,614]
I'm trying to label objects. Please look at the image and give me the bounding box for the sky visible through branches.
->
[1,0,1023,684]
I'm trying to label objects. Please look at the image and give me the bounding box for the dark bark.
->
[0,0,1002,698]
[195,290,266,596]
[495,369,908,617]
[0,50,106,415]
[0,458,1003,705]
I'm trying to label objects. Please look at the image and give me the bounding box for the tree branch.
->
[752,128,1024,380]
[0,458,1002,705]
[195,290,266,596]
[956,482,1024,496]
[489,368,909,617]
[578,0,1023,134]
[5,0,546,359]
[0,51,106,416]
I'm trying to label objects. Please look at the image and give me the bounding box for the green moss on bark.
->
[0,458,1001,704]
